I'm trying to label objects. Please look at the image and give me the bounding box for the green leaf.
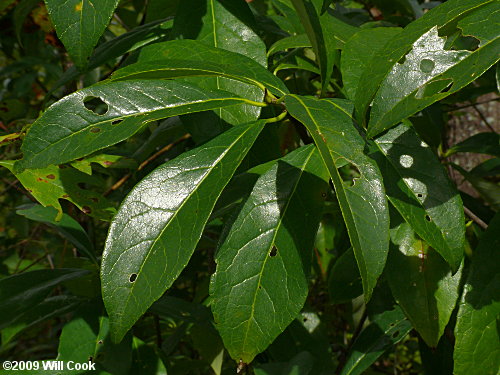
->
[285,95,390,301]
[1,296,84,345]
[454,213,500,375]
[290,0,355,94]
[51,18,172,93]
[470,158,500,178]
[130,337,167,375]
[16,204,96,263]
[101,121,264,342]
[452,164,500,211]
[70,154,132,175]
[354,0,496,127]
[112,40,289,96]
[268,34,311,56]
[45,0,120,69]
[16,80,256,170]
[340,306,412,375]
[341,27,402,100]
[57,303,133,375]
[368,27,470,136]
[1,161,115,220]
[445,132,500,157]
[210,145,329,363]
[386,220,462,347]
[172,0,267,136]
[373,122,465,272]
[0,268,89,330]
[328,248,363,304]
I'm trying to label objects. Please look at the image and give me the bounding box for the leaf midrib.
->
[240,146,316,356]
[116,122,260,332]
[23,96,244,162]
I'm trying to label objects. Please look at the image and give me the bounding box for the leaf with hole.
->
[112,40,289,96]
[16,80,256,170]
[386,219,462,347]
[210,145,329,363]
[1,161,115,220]
[340,306,412,375]
[355,0,496,128]
[372,122,465,272]
[44,0,120,68]
[368,27,470,137]
[285,95,389,301]
[101,121,264,342]
[454,213,500,375]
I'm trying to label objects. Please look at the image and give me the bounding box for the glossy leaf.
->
[454,213,500,375]
[0,269,89,330]
[386,220,462,347]
[101,121,264,342]
[355,0,496,127]
[45,0,120,68]
[340,306,412,375]
[341,27,402,100]
[445,132,500,157]
[1,161,115,220]
[211,145,328,363]
[16,204,96,263]
[112,40,289,96]
[285,95,389,300]
[369,27,469,136]
[172,0,266,135]
[373,122,465,271]
[16,80,255,170]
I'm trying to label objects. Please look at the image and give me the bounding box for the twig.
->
[471,103,495,132]
[335,307,368,374]
[17,252,49,273]
[463,206,488,230]
[447,97,500,111]
[104,134,190,196]
[154,314,162,348]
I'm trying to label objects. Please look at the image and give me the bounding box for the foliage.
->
[0,0,499,374]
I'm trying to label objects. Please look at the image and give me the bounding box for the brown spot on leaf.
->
[82,206,92,214]
[46,174,55,179]
[90,127,101,133]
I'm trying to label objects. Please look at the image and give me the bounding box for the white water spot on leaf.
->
[399,154,414,168]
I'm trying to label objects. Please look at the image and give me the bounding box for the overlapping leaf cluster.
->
[1,0,499,374]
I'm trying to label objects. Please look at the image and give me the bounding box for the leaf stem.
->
[242,98,269,108]
[264,110,288,123]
